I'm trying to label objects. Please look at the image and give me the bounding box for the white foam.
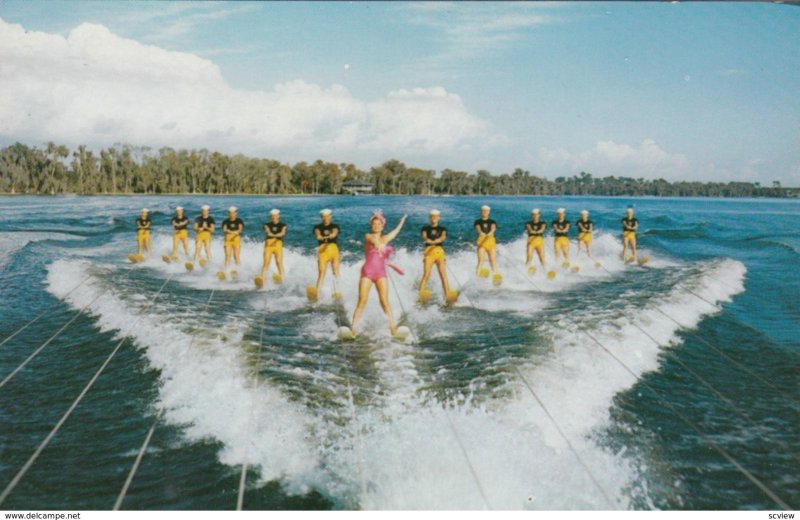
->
[46,259,322,495]
[43,240,747,509]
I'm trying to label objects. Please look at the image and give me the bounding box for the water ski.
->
[185,261,194,271]
[230,270,238,280]
[547,270,557,280]
[306,286,319,302]
[492,273,503,286]
[333,292,343,301]
[254,276,264,289]
[571,265,580,273]
[337,326,355,341]
[162,255,171,263]
[393,325,411,342]
[418,288,433,304]
[199,258,208,267]
[594,261,602,269]
[561,261,570,268]
[638,256,650,266]
[217,271,226,281]
[625,256,636,264]
[478,267,490,278]
[128,253,144,263]
[528,266,537,275]
[445,290,459,305]
[272,273,283,284]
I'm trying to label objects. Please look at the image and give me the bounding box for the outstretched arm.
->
[382,215,407,244]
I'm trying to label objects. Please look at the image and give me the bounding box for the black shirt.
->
[171,216,190,230]
[222,218,244,234]
[422,225,447,245]
[576,219,593,233]
[314,223,340,244]
[264,221,287,241]
[474,218,496,235]
[622,217,639,231]
[526,221,546,236]
[136,217,151,230]
[195,215,215,231]
[552,219,570,237]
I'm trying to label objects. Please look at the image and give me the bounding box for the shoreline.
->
[0,192,798,200]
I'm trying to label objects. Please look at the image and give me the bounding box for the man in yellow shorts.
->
[170,206,190,260]
[576,209,594,256]
[221,206,244,270]
[135,208,151,259]
[525,208,547,269]
[260,208,287,282]
[552,208,570,264]
[621,207,639,262]
[313,209,341,293]
[193,204,215,263]
[474,205,498,277]
[419,209,453,302]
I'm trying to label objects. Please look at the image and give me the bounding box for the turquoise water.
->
[0,195,797,510]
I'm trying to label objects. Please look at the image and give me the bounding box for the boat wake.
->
[45,233,745,509]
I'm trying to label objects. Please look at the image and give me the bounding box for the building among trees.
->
[342,180,373,195]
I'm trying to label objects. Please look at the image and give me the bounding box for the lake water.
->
[0,195,798,510]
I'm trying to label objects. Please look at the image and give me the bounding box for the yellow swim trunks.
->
[264,238,283,254]
[137,230,150,241]
[424,245,446,262]
[174,229,189,240]
[578,232,592,244]
[555,236,569,248]
[197,230,212,243]
[477,235,496,251]
[224,234,241,247]
[318,243,339,264]
[527,236,544,249]
[623,230,636,240]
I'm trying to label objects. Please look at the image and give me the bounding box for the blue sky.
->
[0,1,798,184]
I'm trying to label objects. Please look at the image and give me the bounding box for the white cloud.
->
[0,18,500,165]
[142,4,259,43]
[535,139,690,179]
[402,2,558,62]
[716,68,745,77]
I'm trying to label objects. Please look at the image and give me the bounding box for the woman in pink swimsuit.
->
[350,210,407,337]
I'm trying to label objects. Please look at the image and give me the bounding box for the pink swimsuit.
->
[361,242,403,282]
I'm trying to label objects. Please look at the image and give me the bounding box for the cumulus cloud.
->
[535,139,690,179]
[0,18,499,163]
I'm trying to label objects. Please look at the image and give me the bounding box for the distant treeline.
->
[0,142,796,198]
